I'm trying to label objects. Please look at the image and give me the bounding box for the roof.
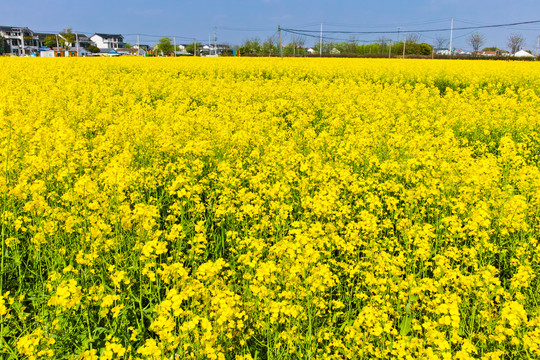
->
[514,49,534,57]
[67,47,88,52]
[0,26,33,34]
[34,32,56,40]
[115,48,136,53]
[92,33,124,40]
[33,32,90,41]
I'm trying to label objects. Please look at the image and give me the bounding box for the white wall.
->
[90,35,107,49]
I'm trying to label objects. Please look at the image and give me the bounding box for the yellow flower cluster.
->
[1,57,540,359]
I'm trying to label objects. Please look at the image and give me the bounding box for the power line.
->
[282,19,540,35]
[219,26,273,32]
[454,18,540,31]
[283,28,371,43]
[322,18,450,29]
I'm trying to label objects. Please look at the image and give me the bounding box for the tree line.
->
[236,35,433,56]
[464,32,528,54]
[236,32,533,57]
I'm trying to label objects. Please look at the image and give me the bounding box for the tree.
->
[482,47,499,52]
[59,28,75,49]
[156,37,174,56]
[284,41,295,56]
[87,45,100,53]
[435,36,448,49]
[296,36,306,48]
[507,33,525,54]
[419,42,433,55]
[376,37,389,54]
[125,43,132,49]
[44,36,57,49]
[262,35,278,56]
[239,38,262,55]
[406,33,420,44]
[341,37,356,54]
[0,36,7,54]
[467,32,485,52]
[186,42,202,55]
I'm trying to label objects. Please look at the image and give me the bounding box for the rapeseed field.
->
[0,57,539,359]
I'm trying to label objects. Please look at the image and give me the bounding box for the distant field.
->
[1,58,539,359]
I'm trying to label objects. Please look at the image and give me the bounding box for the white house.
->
[435,48,452,55]
[514,49,534,58]
[201,44,216,56]
[90,33,125,50]
[0,26,40,55]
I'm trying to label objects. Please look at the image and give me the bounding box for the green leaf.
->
[399,314,412,336]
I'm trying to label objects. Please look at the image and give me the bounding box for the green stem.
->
[1,121,12,351]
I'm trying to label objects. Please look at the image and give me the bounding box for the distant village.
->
[0,26,232,57]
[0,25,537,58]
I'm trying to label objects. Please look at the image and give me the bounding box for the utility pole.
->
[76,32,79,56]
[20,28,25,56]
[137,34,140,55]
[278,25,282,58]
[535,35,540,56]
[320,23,323,56]
[214,26,217,55]
[403,34,406,59]
[56,34,59,49]
[174,36,177,57]
[209,33,211,55]
[397,27,400,43]
[194,38,197,56]
[389,40,392,58]
[449,17,454,55]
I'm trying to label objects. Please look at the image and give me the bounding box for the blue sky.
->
[2,0,540,51]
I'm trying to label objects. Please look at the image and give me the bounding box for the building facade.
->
[90,33,125,49]
[0,26,40,55]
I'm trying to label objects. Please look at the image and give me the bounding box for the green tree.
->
[186,42,202,55]
[262,35,278,56]
[419,43,433,55]
[283,41,296,56]
[0,36,7,54]
[44,36,57,49]
[87,45,100,54]
[59,28,75,49]
[156,37,174,56]
[239,38,262,55]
